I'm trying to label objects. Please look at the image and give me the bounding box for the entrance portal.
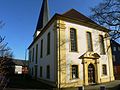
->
[88,64,95,84]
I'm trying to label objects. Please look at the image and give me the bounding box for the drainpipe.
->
[58,19,61,90]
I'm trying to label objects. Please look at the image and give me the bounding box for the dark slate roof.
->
[62,9,109,31]
[36,0,49,30]
[12,59,27,66]
[62,9,96,24]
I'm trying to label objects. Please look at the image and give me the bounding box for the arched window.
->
[86,32,93,51]
[70,28,77,52]
[99,35,105,54]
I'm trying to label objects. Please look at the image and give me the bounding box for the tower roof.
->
[36,0,49,30]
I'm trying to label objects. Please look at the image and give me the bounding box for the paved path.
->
[84,80,120,90]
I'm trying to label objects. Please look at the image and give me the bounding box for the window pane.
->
[29,50,31,62]
[36,44,38,64]
[32,48,34,62]
[47,32,50,55]
[34,66,37,78]
[113,47,116,51]
[102,65,107,75]
[32,67,33,75]
[72,65,78,79]
[40,39,43,58]
[40,66,42,77]
[47,65,50,79]
[99,35,105,54]
[70,28,77,52]
[118,47,120,51]
[87,32,93,51]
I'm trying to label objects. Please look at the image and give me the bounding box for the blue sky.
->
[0,0,103,60]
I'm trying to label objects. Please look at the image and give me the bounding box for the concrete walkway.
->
[84,80,120,90]
[59,80,120,90]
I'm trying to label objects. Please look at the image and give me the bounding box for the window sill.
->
[100,53,106,55]
[69,51,79,53]
[102,74,107,77]
[70,78,79,80]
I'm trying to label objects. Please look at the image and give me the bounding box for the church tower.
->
[34,0,49,39]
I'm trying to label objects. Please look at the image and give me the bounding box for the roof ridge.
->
[62,8,75,15]
[62,8,96,23]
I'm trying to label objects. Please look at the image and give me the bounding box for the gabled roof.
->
[61,9,109,32]
[62,9,96,24]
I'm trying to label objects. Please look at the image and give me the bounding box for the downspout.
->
[58,19,61,89]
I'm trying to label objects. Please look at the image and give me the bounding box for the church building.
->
[28,0,114,88]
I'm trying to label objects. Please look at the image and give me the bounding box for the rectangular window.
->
[113,47,116,51]
[46,65,50,79]
[32,67,33,75]
[99,35,105,54]
[32,48,34,62]
[47,32,50,55]
[40,66,42,77]
[87,32,93,51]
[72,65,78,79]
[36,44,38,64]
[29,50,31,62]
[102,64,107,75]
[40,39,43,58]
[112,55,116,62]
[70,28,77,52]
[34,65,38,78]
[118,47,120,51]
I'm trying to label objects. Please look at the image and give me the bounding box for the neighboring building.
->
[28,0,114,88]
[12,59,28,74]
[111,40,120,79]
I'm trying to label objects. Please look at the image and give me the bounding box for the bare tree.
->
[0,21,13,89]
[90,0,120,40]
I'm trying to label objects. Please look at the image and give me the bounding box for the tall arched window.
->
[99,35,105,54]
[70,28,77,52]
[86,32,93,51]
